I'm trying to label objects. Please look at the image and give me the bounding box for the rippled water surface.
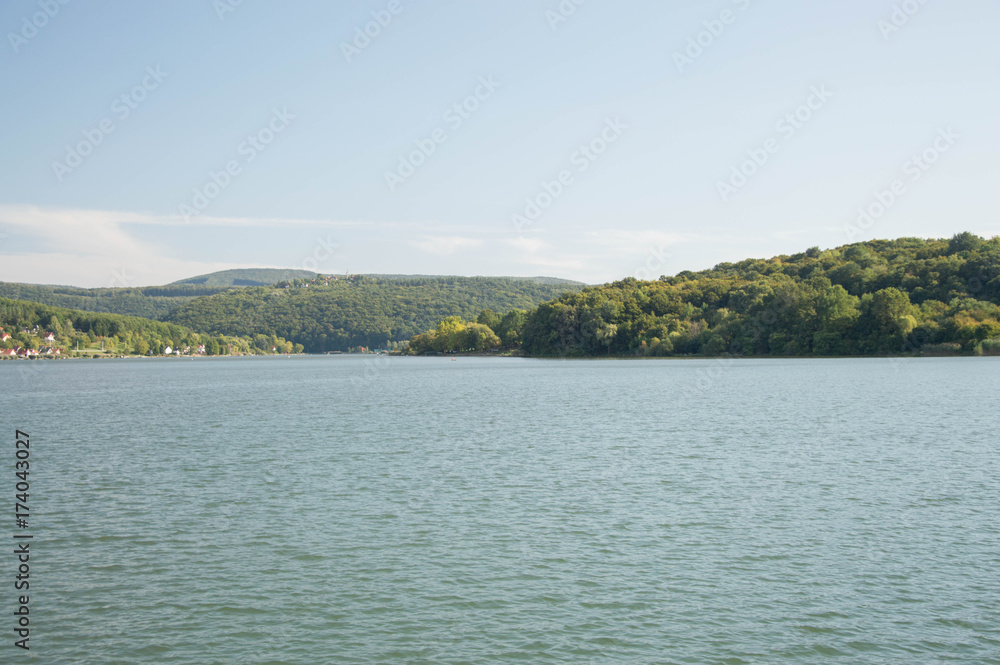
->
[3,356,999,664]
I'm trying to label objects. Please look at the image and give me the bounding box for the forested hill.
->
[363,274,585,286]
[0,283,232,320]
[517,234,1000,357]
[171,268,317,287]
[0,274,584,347]
[164,275,584,351]
[0,269,322,317]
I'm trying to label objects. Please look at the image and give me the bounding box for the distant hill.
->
[0,283,232,320]
[0,273,585,352]
[361,274,587,286]
[164,275,584,352]
[171,268,317,287]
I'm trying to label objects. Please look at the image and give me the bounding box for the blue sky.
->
[1,0,998,287]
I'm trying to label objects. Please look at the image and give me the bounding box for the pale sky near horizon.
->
[1,0,999,287]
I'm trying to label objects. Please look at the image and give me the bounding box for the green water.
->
[2,356,998,664]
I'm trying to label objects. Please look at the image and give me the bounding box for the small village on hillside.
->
[0,323,305,360]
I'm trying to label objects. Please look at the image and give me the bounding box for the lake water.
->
[3,356,999,664]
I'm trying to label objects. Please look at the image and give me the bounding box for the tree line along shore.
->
[0,299,302,359]
[2,234,998,360]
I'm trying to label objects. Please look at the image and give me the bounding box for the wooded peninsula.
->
[408,234,1000,358]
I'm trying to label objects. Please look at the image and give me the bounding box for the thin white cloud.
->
[513,253,591,273]
[580,229,688,250]
[0,205,677,287]
[772,228,815,241]
[0,205,353,286]
[506,236,548,253]
[0,204,372,230]
[0,205,149,257]
[0,251,274,288]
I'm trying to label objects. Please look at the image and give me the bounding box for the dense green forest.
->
[0,273,583,352]
[0,298,300,357]
[165,275,584,352]
[0,283,232,320]
[408,234,1000,357]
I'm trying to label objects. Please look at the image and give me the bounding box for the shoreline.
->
[5,349,998,363]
